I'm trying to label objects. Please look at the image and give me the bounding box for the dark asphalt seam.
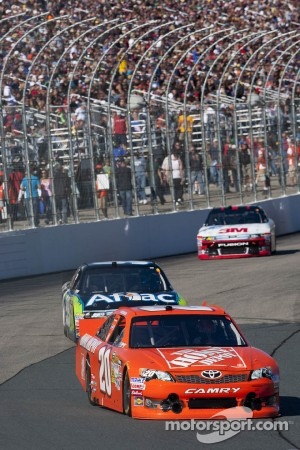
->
[270,328,300,357]
[277,431,300,450]
[271,328,300,450]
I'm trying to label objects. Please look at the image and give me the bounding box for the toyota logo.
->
[201,370,222,379]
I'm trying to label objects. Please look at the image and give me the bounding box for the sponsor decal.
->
[111,352,122,390]
[80,355,85,380]
[85,311,112,317]
[218,242,248,247]
[74,314,84,324]
[131,383,146,390]
[158,347,246,368]
[99,347,112,396]
[201,370,222,379]
[218,228,248,233]
[185,387,240,394]
[130,377,146,390]
[133,396,144,406]
[139,369,156,379]
[80,334,101,353]
[86,293,176,307]
[131,390,143,396]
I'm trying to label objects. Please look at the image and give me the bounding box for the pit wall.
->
[0,195,299,280]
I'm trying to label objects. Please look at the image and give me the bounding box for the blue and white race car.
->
[62,260,187,341]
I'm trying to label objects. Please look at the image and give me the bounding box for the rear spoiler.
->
[78,317,106,337]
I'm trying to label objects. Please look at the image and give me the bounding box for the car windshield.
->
[206,208,265,226]
[129,315,247,348]
[81,265,171,294]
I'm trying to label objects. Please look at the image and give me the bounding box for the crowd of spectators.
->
[0,0,299,227]
[1,1,299,123]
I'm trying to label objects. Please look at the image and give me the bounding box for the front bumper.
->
[197,239,271,259]
[130,379,279,419]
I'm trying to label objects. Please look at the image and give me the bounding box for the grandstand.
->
[0,1,299,230]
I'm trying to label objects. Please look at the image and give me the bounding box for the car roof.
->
[116,305,227,318]
[81,261,160,269]
[208,205,263,213]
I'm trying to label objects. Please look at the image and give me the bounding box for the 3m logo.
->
[219,228,248,233]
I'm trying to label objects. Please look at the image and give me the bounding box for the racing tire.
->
[123,370,132,416]
[70,309,77,342]
[62,302,68,337]
[86,360,97,406]
[271,237,277,255]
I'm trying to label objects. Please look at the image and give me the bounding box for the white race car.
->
[197,205,276,259]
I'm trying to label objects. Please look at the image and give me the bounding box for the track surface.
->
[0,234,299,450]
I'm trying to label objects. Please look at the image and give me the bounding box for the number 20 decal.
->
[99,347,112,396]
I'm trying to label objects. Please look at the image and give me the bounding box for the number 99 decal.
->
[99,347,112,396]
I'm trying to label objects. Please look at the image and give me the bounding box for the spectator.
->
[102,157,113,203]
[133,150,148,204]
[113,145,127,165]
[239,142,253,192]
[203,104,216,142]
[75,159,94,209]
[74,102,87,129]
[95,163,109,218]
[162,151,184,206]
[8,165,25,222]
[53,165,71,225]
[221,145,232,194]
[19,168,42,227]
[227,144,239,193]
[209,139,221,187]
[189,147,205,195]
[130,110,146,149]
[177,109,194,143]
[40,169,53,225]
[150,157,166,206]
[287,140,297,186]
[0,171,6,223]
[115,158,133,216]
[112,111,127,148]
[255,145,268,191]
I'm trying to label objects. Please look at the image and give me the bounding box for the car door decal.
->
[99,346,112,396]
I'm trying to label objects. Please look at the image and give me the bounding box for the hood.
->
[198,223,270,238]
[132,346,275,372]
[81,290,179,310]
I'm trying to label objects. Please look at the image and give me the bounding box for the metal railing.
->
[0,13,299,231]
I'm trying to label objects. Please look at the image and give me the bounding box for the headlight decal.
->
[139,368,174,382]
[250,367,273,380]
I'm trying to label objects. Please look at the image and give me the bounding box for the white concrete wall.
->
[0,194,299,280]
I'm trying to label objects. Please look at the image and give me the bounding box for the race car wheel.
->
[123,370,132,416]
[271,236,277,254]
[70,309,77,342]
[63,325,68,337]
[86,360,97,406]
[62,302,68,337]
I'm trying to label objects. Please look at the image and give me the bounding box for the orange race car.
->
[75,305,280,419]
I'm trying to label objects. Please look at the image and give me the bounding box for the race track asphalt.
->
[0,234,299,450]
